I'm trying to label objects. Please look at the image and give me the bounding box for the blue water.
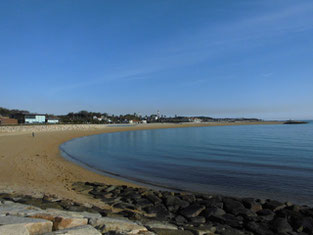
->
[60,122,313,206]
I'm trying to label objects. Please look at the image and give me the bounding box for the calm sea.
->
[60,121,313,206]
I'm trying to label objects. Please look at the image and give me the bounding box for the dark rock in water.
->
[223,198,245,215]
[180,204,205,218]
[203,207,226,218]
[271,217,293,233]
[263,200,285,212]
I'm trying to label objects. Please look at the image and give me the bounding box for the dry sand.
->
[0,122,282,207]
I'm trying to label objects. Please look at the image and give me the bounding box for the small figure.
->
[32,132,35,137]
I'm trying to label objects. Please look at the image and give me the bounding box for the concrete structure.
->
[24,114,46,124]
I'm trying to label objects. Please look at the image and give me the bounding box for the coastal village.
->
[0,107,261,126]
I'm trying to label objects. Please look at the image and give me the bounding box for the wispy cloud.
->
[49,1,313,94]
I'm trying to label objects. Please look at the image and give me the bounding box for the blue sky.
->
[1,0,313,119]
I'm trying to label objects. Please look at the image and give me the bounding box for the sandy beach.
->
[0,121,282,207]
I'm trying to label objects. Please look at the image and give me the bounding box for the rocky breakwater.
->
[0,195,148,235]
[1,182,313,235]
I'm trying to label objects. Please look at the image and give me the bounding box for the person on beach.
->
[32,132,35,137]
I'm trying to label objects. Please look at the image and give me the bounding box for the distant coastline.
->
[284,120,308,124]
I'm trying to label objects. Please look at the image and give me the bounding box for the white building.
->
[47,118,59,124]
[24,114,46,124]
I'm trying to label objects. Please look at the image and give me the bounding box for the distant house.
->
[129,120,141,124]
[24,114,46,124]
[190,118,202,123]
[47,117,59,124]
[0,117,18,125]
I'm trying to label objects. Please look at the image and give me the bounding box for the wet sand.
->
[0,122,282,207]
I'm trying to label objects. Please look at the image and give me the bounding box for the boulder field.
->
[0,181,313,235]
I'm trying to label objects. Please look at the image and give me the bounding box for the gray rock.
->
[242,198,262,212]
[290,216,313,233]
[0,224,30,235]
[143,220,177,230]
[184,225,216,235]
[44,225,101,234]
[256,209,274,222]
[89,216,148,234]
[0,201,43,217]
[271,217,293,233]
[43,208,101,219]
[216,224,252,235]
[143,204,170,219]
[223,198,245,215]
[180,205,205,218]
[174,215,187,225]
[0,215,53,235]
[245,221,274,235]
[179,195,196,203]
[203,207,226,217]
[145,193,162,204]
[165,196,189,210]
[263,200,285,212]
[201,197,223,209]
[105,185,117,193]
[134,198,152,209]
[190,216,206,224]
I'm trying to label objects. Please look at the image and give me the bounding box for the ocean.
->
[60,121,313,206]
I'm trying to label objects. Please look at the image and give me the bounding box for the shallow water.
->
[60,121,313,205]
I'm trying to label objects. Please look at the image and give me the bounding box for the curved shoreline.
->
[0,121,282,206]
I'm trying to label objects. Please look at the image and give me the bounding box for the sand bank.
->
[0,121,282,207]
